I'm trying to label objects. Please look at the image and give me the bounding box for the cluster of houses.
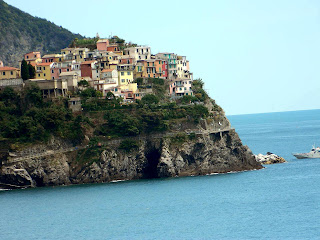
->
[0,38,194,102]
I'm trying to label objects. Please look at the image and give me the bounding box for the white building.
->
[123,46,151,62]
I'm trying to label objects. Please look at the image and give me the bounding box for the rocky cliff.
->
[0,123,262,189]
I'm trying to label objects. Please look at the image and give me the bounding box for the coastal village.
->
[0,36,194,106]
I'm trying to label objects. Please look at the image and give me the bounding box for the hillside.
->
[0,0,82,67]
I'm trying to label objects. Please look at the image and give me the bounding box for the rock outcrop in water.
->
[0,114,262,189]
[255,152,286,164]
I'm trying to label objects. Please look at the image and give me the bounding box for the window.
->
[43,67,46,70]
[51,70,54,73]
[38,74,40,77]
[127,72,131,75]
[159,61,161,64]
[59,69,62,73]
[148,74,150,78]
[121,79,125,83]
[34,55,36,58]
[26,56,29,59]
[145,56,147,59]
[44,73,46,77]
[147,63,149,66]
[2,72,5,76]
[10,71,13,75]
[121,72,124,76]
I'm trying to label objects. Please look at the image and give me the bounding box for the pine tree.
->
[28,63,35,79]
[21,59,29,80]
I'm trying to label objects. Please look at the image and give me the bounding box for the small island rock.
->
[255,152,286,164]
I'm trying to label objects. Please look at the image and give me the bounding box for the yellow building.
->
[61,48,89,63]
[0,67,20,80]
[134,62,144,78]
[118,69,134,86]
[35,62,53,80]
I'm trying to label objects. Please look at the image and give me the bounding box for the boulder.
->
[255,152,286,164]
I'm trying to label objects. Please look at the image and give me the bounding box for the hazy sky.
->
[4,0,320,115]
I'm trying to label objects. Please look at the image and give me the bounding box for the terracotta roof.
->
[80,60,96,65]
[37,62,53,66]
[0,67,19,71]
[101,69,114,73]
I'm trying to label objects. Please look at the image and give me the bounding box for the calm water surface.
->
[1,109,320,239]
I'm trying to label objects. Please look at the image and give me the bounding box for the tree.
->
[21,59,29,80]
[78,80,89,87]
[28,63,35,79]
[141,94,159,105]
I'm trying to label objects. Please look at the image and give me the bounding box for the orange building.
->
[139,59,166,78]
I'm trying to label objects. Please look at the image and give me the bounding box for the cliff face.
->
[0,0,81,67]
[0,128,262,189]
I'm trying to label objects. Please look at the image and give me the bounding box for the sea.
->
[1,109,320,240]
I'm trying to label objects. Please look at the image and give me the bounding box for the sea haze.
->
[1,109,320,239]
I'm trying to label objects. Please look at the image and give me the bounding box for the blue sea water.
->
[1,109,320,239]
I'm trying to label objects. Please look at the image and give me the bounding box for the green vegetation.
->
[20,59,36,80]
[28,63,35,79]
[0,86,85,144]
[69,37,98,50]
[0,0,83,66]
[119,139,140,152]
[192,79,209,102]
[20,59,29,80]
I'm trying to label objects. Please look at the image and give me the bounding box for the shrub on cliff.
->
[141,94,159,105]
[119,139,139,152]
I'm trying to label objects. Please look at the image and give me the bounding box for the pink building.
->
[169,79,193,97]
[24,52,41,61]
[51,63,72,80]
[97,39,110,51]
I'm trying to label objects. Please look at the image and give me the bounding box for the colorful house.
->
[134,62,144,79]
[0,67,20,80]
[117,64,135,85]
[169,79,193,97]
[123,46,151,61]
[138,59,166,78]
[23,51,42,66]
[42,54,63,63]
[80,60,97,79]
[51,62,72,80]
[155,53,177,80]
[35,62,53,80]
[94,69,118,96]
[96,39,110,51]
[61,48,89,63]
